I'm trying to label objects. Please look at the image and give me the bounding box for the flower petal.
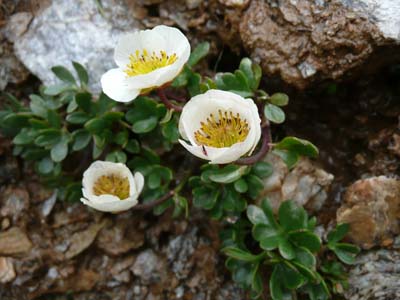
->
[134,172,145,194]
[81,196,138,213]
[114,30,167,69]
[101,68,140,102]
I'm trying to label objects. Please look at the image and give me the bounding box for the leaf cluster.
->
[222,199,360,300]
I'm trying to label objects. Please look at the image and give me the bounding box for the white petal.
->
[134,172,145,194]
[101,68,140,102]
[152,25,191,63]
[81,195,138,213]
[114,30,166,69]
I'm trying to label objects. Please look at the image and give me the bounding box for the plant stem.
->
[235,122,271,165]
[132,190,175,211]
[157,89,183,112]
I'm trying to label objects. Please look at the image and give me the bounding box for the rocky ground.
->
[1,0,400,299]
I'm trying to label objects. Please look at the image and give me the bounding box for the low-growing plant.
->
[0,25,359,299]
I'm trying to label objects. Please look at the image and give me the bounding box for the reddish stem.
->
[132,190,175,211]
[157,89,183,112]
[235,123,271,165]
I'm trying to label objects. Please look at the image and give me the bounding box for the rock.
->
[260,153,334,212]
[12,0,141,93]
[0,257,16,283]
[238,0,400,89]
[0,186,30,221]
[65,221,106,259]
[345,250,400,300]
[131,249,166,284]
[337,176,400,249]
[0,227,32,255]
[96,216,144,256]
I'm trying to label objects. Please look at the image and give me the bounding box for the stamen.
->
[194,110,249,148]
[93,174,130,200]
[124,49,178,77]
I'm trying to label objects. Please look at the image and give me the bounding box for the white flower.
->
[179,89,262,164]
[80,161,144,213]
[101,25,191,102]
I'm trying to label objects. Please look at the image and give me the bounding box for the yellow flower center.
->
[93,174,130,200]
[194,110,249,148]
[124,49,178,77]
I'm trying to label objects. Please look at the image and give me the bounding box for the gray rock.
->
[12,0,141,93]
[238,0,400,89]
[131,249,164,284]
[260,153,334,212]
[345,250,400,300]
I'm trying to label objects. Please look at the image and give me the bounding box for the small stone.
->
[337,176,400,249]
[4,12,33,43]
[1,218,10,230]
[65,221,106,259]
[260,153,334,212]
[0,227,32,255]
[0,186,30,220]
[131,249,164,284]
[0,257,16,283]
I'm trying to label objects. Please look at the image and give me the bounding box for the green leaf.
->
[269,93,289,106]
[188,42,210,67]
[209,165,248,184]
[238,58,262,91]
[294,247,316,269]
[47,110,61,128]
[161,118,180,142]
[246,174,264,199]
[114,130,129,146]
[269,265,291,300]
[252,161,273,178]
[35,129,61,147]
[43,84,71,96]
[330,243,360,265]
[13,128,36,145]
[278,201,307,231]
[85,117,108,133]
[29,95,48,118]
[51,135,69,162]
[193,186,219,210]
[187,72,202,97]
[264,104,285,124]
[222,247,263,262]
[281,262,305,289]
[260,198,279,228]
[252,224,280,242]
[278,239,295,260]
[75,92,92,113]
[2,112,32,128]
[327,223,350,244]
[38,157,54,174]
[234,179,248,193]
[51,66,76,84]
[132,116,158,133]
[273,149,299,169]
[106,150,127,163]
[72,129,91,151]
[66,111,90,124]
[72,61,89,86]
[260,234,282,251]
[275,137,319,158]
[125,139,140,154]
[289,230,321,252]
[247,205,269,226]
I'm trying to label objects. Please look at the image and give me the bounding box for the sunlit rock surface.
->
[12,0,141,92]
[337,176,400,249]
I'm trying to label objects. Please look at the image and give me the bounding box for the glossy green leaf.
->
[269,93,289,106]
[278,239,296,260]
[51,135,69,162]
[222,247,263,262]
[51,66,76,84]
[209,165,248,184]
[252,161,273,178]
[72,129,91,151]
[66,111,90,124]
[188,42,210,67]
[234,179,248,193]
[327,223,350,244]
[72,61,89,85]
[264,104,285,124]
[275,137,319,158]
[75,92,92,113]
[132,116,158,133]
[278,201,308,231]
[289,230,321,252]
[38,157,54,174]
